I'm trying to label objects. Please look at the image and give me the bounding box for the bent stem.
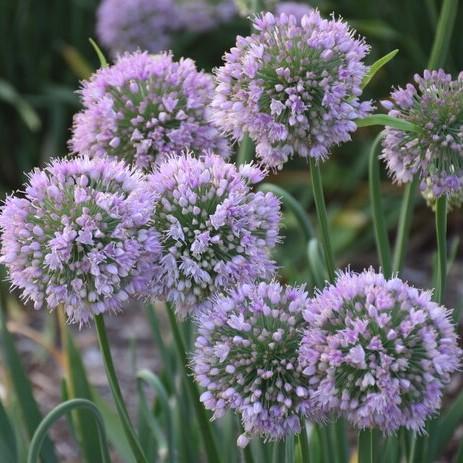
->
[166,304,220,463]
[94,314,148,463]
[309,157,335,282]
[435,195,447,303]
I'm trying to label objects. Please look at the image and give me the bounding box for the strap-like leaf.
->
[361,49,399,89]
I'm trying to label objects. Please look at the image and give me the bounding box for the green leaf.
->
[64,328,105,463]
[358,430,373,463]
[0,398,17,462]
[356,114,420,132]
[89,38,108,68]
[137,369,173,462]
[0,303,58,463]
[362,49,399,89]
[429,390,463,460]
[0,79,41,131]
[93,392,137,463]
[27,399,111,463]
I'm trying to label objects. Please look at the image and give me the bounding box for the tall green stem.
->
[237,133,254,165]
[392,177,419,274]
[358,430,373,463]
[393,0,458,275]
[369,133,392,278]
[309,157,335,282]
[166,305,220,463]
[435,196,447,303]
[299,424,310,462]
[94,315,148,463]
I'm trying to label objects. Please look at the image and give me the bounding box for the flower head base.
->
[299,269,461,433]
[70,52,229,171]
[96,0,180,57]
[0,157,161,325]
[212,11,372,168]
[193,282,316,445]
[381,70,463,202]
[148,153,280,317]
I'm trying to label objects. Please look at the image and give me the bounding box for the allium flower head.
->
[96,0,180,57]
[70,51,229,170]
[211,10,372,168]
[299,269,461,433]
[381,70,463,204]
[193,281,316,445]
[0,156,161,325]
[179,0,236,33]
[148,153,280,317]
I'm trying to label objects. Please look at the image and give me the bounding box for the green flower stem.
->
[435,195,447,303]
[94,314,149,463]
[258,182,315,241]
[237,133,254,165]
[166,304,220,463]
[392,177,419,274]
[299,424,310,462]
[27,399,111,463]
[358,430,373,463]
[309,157,335,282]
[408,433,417,463]
[369,133,392,278]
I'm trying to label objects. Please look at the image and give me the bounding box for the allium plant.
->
[70,51,229,170]
[211,10,373,168]
[381,70,463,208]
[148,153,280,317]
[0,156,161,325]
[299,269,461,433]
[96,0,180,57]
[193,281,316,445]
[179,0,236,34]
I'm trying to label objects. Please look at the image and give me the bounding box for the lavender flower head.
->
[211,11,372,168]
[275,2,313,21]
[299,269,461,433]
[148,153,280,317]
[70,51,229,171]
[381,70,463,205]
[0,157,161,325]
[193,281,316,446]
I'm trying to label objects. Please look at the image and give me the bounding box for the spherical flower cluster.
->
[70,51,229,171]
[0,157,161,325]
[96,0,236,58]
[381,70,463,205]
[299,269,461,433]
[193,281,316,446]
[275,2,313,21]
[211,11,372,168]
[96,0,180,57]
[148,153,280,317]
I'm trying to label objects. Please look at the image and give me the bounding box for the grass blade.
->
[361,49,399,89]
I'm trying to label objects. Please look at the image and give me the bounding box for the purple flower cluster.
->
[148,153,280,317]
[0,157,161,325]
[299,269,461,433]
[70,51,229,171]
[96,0,236,57]
[96,0,180,57]
[211,11,372,168]
[193,281,315,446]
[381,70,463,206]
